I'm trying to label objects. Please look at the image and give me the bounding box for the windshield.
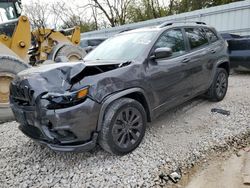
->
[84,31,157,61]
[0,2,19,23]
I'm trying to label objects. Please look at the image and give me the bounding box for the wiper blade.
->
[118,61,132,67]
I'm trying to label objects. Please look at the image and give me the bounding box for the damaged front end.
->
[10,60,133,152]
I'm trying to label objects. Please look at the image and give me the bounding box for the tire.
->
[206,68,228,102]
[99,98,147,155]
[54,45,87,62]
[0,56,29,122]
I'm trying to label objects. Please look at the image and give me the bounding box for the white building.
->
[81,0,250,39]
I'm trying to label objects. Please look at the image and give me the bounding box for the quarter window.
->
[204,28,218,43]
[185,28,209,49]
[154,29,186,57]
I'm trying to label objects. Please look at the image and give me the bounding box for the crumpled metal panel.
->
[12,60,144,105]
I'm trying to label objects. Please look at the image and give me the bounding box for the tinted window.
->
[204,28,218,43]
[185,28,208,49]
[88,39,105,46]
[154,29,186,57]
[80,40,88,48]
[0,2,18,22]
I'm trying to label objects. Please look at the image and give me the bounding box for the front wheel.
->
[98,98,147,155]
[206,68,228,102]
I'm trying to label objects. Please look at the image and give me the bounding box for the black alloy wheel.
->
[206,68,228,101]
[99,98,146,155]
[112,107,143,149]
[215,71,227,98]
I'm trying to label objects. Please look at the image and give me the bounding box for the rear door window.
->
[185,28,209,49]
[204,28,219,43]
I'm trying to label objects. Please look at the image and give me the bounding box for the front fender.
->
[96,88,151,131]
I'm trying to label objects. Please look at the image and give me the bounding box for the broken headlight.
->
[42,87,88,109]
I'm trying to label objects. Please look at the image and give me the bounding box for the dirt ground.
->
[180,147,250,188]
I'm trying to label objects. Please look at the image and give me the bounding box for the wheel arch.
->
[208,58,230,88]
[217,61,230,75]
[96,88,152,132]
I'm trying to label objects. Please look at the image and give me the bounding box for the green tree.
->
[61,15,97,33]
[176,0,242,13]
[127,0,168,23]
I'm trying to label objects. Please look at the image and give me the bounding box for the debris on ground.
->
[158,173,169,183]
[243,147,250,152]
[211,108,230,116]
[167,168,182,183]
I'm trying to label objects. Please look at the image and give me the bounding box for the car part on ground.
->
[211,108,230,116]
[10,22,229,155]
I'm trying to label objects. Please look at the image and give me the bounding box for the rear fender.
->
[209,56,230,87]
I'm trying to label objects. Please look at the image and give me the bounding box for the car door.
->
[146,28,196,115]
[203,27,224,83]
[183,27,212,94]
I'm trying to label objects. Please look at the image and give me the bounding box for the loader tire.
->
[0,56,29,122]
[55,45,87,62]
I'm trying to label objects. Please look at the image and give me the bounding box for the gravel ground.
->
[0,74,250,188]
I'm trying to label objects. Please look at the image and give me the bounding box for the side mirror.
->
[151,47,173,59]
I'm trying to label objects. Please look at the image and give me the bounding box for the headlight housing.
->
[42,87,88,109]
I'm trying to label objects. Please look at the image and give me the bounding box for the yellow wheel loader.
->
[0,0,86,122]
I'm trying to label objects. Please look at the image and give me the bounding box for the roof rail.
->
[119,28,134,33]
[159,21,206,28]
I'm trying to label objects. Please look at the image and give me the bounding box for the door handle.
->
[182,58,190,64]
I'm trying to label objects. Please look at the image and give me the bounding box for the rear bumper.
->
[11,98,101,152]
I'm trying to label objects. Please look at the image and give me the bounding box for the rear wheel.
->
[0,56,29,122]
[54,45,86,62]
[206,68,228,102]
[99,98,147,155]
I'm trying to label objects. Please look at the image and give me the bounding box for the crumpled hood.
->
[11,60,130,101]
[13,62,85,98]
[17,62,86,85]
